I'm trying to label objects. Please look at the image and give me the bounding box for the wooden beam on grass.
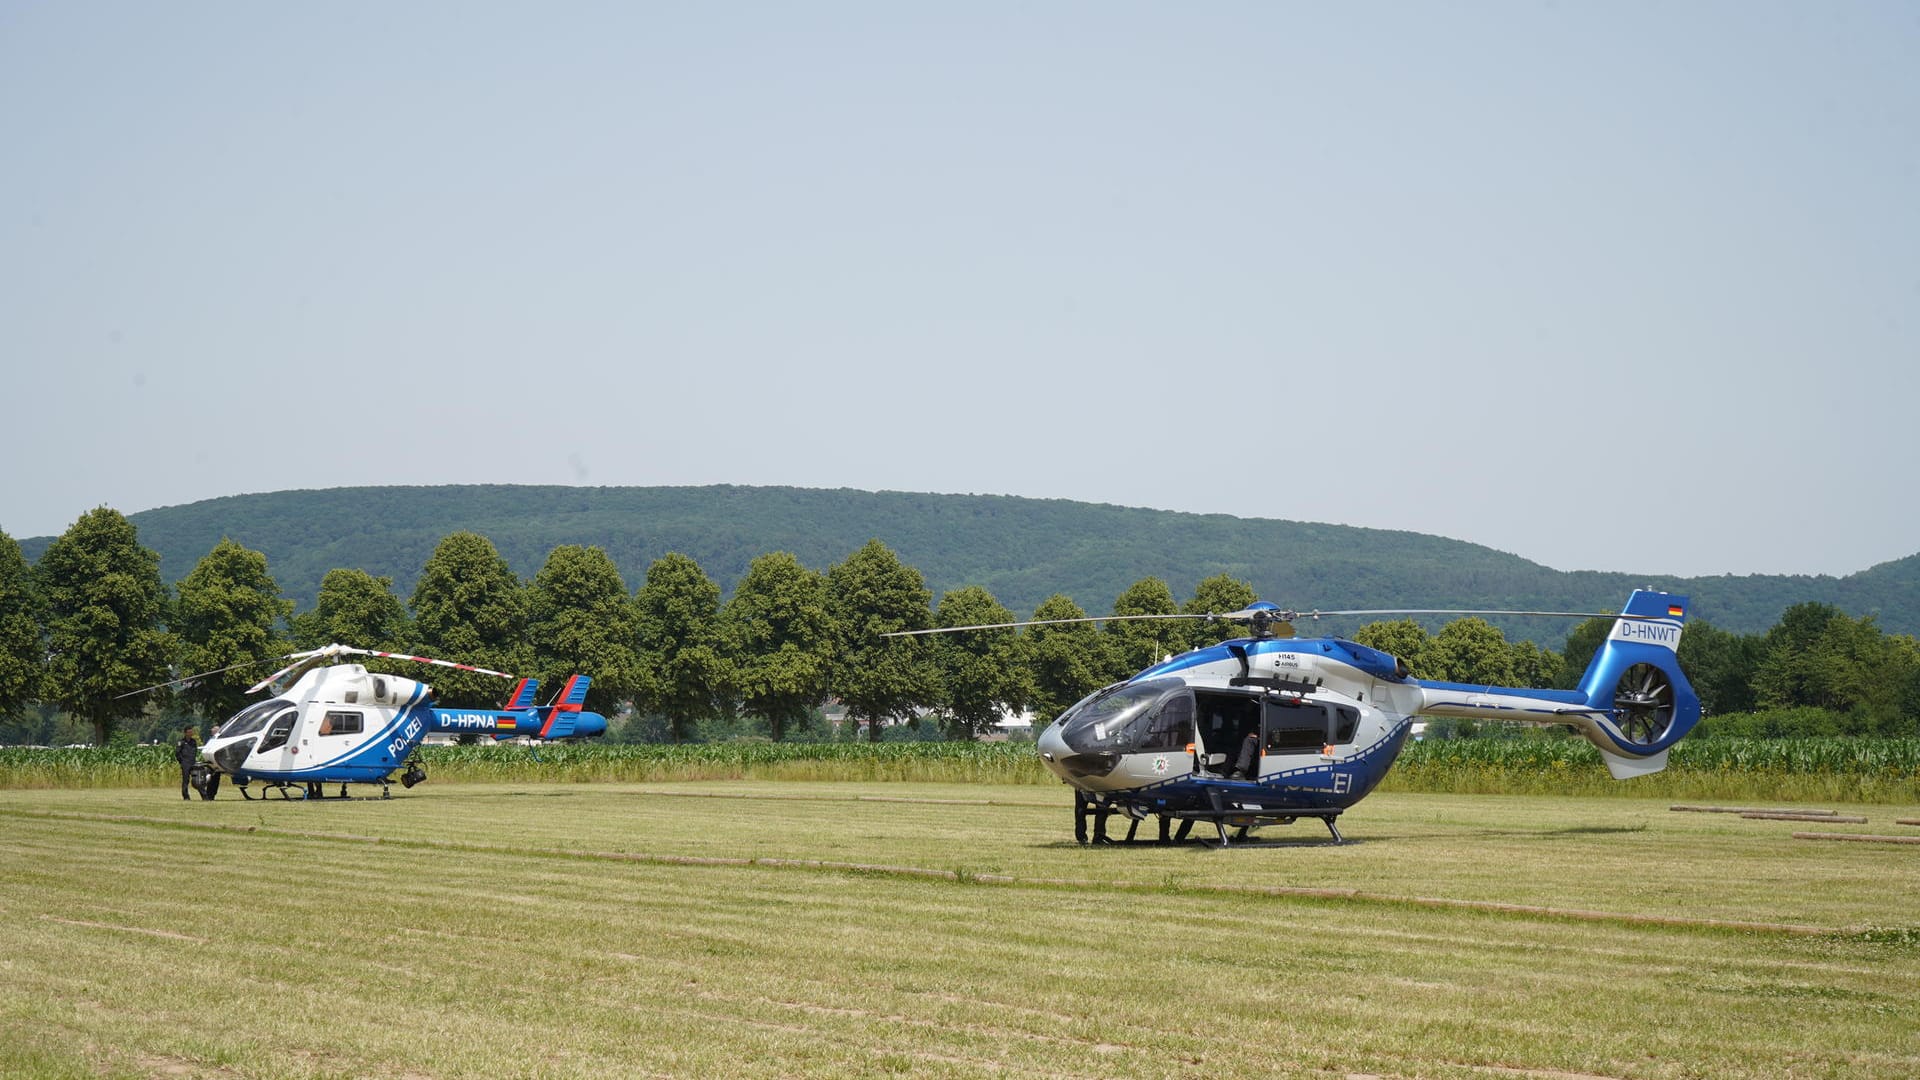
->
[1793,832,1920,845]
[1671,805,1839,815]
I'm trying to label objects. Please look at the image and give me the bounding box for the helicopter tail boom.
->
[426,675,608,740]
[1413,590,1700,778]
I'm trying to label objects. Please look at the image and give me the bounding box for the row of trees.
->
[3,508,1917,745]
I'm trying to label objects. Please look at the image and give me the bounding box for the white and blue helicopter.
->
[186,645,608,800]
[899,589,1697,845]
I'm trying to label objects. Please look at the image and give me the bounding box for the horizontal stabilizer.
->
[1600,748,1669,780]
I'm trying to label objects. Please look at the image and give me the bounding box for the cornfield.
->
[5,737,1918,801]
[1386,736,1920,801]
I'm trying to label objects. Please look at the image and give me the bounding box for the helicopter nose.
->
[1036,724,1071,777]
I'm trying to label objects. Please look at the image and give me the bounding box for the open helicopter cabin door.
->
[1189,690,1363,780]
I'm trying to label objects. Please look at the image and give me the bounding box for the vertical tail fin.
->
[500,677,540,711]
[537,675,606,738]
[1573,590,1700,778]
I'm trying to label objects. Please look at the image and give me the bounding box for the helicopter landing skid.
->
[237,780,395,801]
[1074,792,1344,847]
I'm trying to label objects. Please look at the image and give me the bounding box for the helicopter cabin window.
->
[1054,678,1188,755]
[216,698,290,739]
[319,711,363,736]
[256,709,300,752]
[1137,692,1193,752]
[1263,699,1361,753]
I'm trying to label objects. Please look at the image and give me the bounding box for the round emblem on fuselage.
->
[1152,755,1169,775]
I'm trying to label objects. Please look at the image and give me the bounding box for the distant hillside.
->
[16,484,1920,641]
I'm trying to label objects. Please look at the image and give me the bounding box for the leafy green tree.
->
[827,540,939,742]
[292,569,412,652]
[1103,576,1182,680]
[1026,594,1115,725]
[723,552,835,741]
[1181,574,1258,650]
[409,533,530,708]
[1764,611,1918,733]
[1557,617,1613,689]
[526,545,641,717]
[1752,603,1845,712]
[175,539,293,726]
[631,553,728,743]
[0,530,43,719]
[1422,617,1514,685]
[1860,630,1920,735]
[1674,618,1761,717]
[37,508,176,744]
[1351,619,1430,677]
[1507,639,1564,689]
[931,586,1033,739]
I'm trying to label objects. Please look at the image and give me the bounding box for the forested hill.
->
[16,484,1920,638]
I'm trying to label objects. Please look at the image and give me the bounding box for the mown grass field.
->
[2,779,1918,1079]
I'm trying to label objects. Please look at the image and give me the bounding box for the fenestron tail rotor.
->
[1612,662,1676,745]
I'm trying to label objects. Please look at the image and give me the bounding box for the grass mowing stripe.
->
[642,788,1063,808]
[37,914,209,943]
[0,807,1842,937]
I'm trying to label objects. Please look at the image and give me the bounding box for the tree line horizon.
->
[1,507,1914,748]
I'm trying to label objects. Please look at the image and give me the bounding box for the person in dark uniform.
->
[175,726,199,800]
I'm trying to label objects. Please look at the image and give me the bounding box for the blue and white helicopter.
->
[189,645,608,800]
[901,589,1697,845]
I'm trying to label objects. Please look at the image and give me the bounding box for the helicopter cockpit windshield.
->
[1056,678,1192,756]
[214,698,292,740]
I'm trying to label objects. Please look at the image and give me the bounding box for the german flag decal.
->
[1668,604,1685,618]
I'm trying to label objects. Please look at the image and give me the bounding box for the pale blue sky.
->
[3,2,1915,578]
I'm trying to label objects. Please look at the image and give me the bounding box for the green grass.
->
[2,781,1918,1078]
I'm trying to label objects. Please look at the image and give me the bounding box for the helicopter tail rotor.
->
[1571,591,1700,778]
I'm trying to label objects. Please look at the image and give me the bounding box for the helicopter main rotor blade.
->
[244,645,347,694]
[241,644,516,694]
[883,612,1207,637]
[1287,608,1662,621]
[883,603,1677,638]
[114,658,272,699]
[351,648,516,679]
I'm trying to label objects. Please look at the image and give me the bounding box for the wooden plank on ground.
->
[1741,811,1869,823]
[1793,831,1920,845]
[1671,805,1839,815]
